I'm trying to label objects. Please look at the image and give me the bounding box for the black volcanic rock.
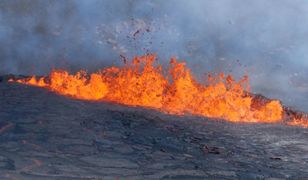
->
[0,82,307,179]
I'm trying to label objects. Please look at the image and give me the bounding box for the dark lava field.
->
[0,82,307,179]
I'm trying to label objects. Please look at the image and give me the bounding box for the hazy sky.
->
[1,0,308,111]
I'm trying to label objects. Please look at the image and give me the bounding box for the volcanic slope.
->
[0,82,307,179]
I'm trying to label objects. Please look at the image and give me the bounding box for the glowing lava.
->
[14,55,284,123]
[286,111,308,128]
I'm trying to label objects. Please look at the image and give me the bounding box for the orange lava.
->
[287,114,308,128]
[15,55,284,123]
[288,118,308,128]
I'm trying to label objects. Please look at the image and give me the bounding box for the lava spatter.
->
[14,55,284,123]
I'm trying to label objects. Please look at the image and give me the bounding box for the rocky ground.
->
[0,82,307,179]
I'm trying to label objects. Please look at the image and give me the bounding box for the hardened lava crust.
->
[0,81,307,179]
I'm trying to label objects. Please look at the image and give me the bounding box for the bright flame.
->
[288,118,308,128]
[17,76,47,87]
[14,55,284,123]
[287,113,308,128]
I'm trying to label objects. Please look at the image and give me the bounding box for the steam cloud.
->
[1,0,308,111]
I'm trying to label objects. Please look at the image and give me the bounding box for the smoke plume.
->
[1,0,308,111]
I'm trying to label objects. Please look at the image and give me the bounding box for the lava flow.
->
[12,55,290,124]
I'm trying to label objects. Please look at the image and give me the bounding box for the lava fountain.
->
[11,54,307,126]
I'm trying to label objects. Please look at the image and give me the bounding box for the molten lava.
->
[285,111,308,128]
[15,55,285,123]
